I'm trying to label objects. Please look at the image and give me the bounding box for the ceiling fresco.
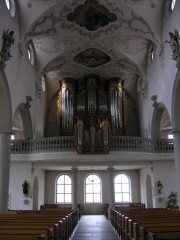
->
[19,0,164,100]
[66,0,117,31]
[73,48,111,68]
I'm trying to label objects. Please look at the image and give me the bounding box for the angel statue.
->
[165,29,179,58]
[0,30,14,68]
[165,29,180,68]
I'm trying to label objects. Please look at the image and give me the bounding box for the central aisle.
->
[72,215,120,240]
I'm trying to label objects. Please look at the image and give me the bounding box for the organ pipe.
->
[109,80,123,130]
[58,80,74,133]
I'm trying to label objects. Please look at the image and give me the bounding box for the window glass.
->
[27,43,35,65]
[168,134,173,139]
[11,135,15,140]
[114,173,131,202]
[56,174,72,203]
[85,174,101,203]
[150,47,154,61]
[5,0,16,17]
[41,76,46,92]
[5,0,10,10]
[171,0,176,11]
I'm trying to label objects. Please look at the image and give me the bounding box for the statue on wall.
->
[22,180,29,195]
[165,29,180,68]
[151,95,158,108]
[0,30,14,68]
[169,30,179,56]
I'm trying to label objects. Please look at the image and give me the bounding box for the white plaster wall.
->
[140,2,180,137]
[140,160,176,208]
[0,1,46,138]
[140,165,155,208]
[153,160,176,208]
[45,169,140,213]
[9,162,32,210]
[34,91,47,138]
[9,162,45,210]
[32,167,45,209]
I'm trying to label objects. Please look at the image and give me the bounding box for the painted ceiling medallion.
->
[73,48,111,68]
[67,0,117,31]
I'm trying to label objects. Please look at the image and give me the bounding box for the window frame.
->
[114,173,131,203]
[56,174,72,204]
[85,173,102,203]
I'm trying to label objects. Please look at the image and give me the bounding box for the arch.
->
[146,175,153,208]
[32,177,39,210]
[12,103,33,139]
[151,103,172,139]
[0,69,12,132]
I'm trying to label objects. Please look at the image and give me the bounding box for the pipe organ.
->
[57,75,125,153]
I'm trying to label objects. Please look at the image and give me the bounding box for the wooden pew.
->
[132,217,180,240]
[0,208,78,240]
[112,207,180,240]
[148,231,180,240]
[114,207,165,239]
[0,229,52,240]
[0,234,48,240]
[121,209,166,239]
[139,226,180,240]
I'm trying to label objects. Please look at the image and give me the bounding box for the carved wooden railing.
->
[10,136,174,153]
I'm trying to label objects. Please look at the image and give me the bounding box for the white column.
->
[108,167,115,215]
[172,130,180,209]
[71,167,78,210]
[0,132,11,213]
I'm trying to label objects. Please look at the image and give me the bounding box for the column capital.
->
[107,167,114,171]
[171,129,180,135]
[71,167,78,171]
[0,130,12,135]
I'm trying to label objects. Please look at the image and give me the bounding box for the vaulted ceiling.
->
[17,0,164,99]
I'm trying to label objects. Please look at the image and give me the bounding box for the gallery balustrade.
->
[10,136,174,154]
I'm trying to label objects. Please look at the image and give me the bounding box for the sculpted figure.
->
[0,30,14,67]
[165,29,180,59]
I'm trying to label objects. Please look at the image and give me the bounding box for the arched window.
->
[114,173,131,202]
[85,174,101,203]
[171,0,176,11]
[56,174,72,203]
[5,0,10,10]
[165,0,176,17]
[27,43,35,65]
[41,75,46,93]
[5,0,16,17]
[148,44,155,62]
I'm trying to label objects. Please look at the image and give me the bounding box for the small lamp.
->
[157,180,163,194]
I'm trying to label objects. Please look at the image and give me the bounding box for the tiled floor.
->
[71,215,120,240]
